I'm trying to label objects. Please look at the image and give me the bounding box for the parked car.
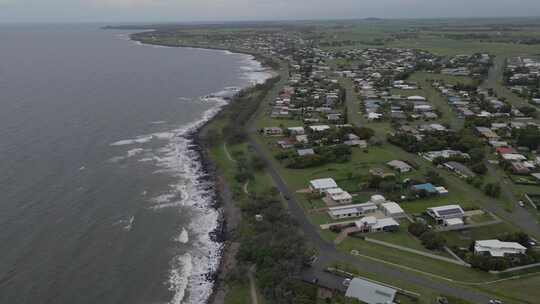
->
[342,278,351,287]
[518,201,525,207]
[489,300,503,304]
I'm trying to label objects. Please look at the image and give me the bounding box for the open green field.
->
[441,222,519,248]
[311,18,540,56]
[476,274,540,304]
[338,236,493,282]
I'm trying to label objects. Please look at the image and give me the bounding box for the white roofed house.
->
[297,148,315,156]
[381,202,406,219]
[427,205,465,226]
[288,126,305,135]
[413,103,433,113]
[296,134,309,144]
[309,178,338,193]
[325,187,353,205]
[367,112,383,121]
[355,216,400,233]
[344,139,368,148]
[345,277,397,304]
[309,125,331,132]
[387,160,413,173]
[407,95,427,101]
[474,240,527,257]
[327,113,342,121]
[327,202,378,219]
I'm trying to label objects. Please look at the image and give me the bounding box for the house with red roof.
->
[496,146,517,156]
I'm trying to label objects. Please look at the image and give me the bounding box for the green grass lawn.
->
[475,274,540,304]
[441,222,519,248]
[264,144,406,192]
[368,220,452,257]
[224,283,250,304]
[338,237,495,282]
[468,212,495,224]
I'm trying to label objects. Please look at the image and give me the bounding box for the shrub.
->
[408,222,428,237]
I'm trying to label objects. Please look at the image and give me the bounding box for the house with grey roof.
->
[345,277,397,304]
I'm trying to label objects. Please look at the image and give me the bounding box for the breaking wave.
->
[109,45,273,304]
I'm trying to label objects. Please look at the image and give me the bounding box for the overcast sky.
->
[0,0,539,23]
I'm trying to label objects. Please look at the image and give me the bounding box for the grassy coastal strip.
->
[193,64,328,303]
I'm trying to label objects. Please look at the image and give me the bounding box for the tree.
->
[380,180,398,192]
[484,183,501,198]
[471,162,488,175]
[420,231,446,250]
[354,127,375,140]
[519,105,537,117]
[515,125,540,150]
[251,155,267,171]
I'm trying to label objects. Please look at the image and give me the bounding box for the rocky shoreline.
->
[189,106,242,304]
[188,77,276,304]
[127,29,276,303]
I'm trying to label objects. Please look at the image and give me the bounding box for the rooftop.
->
[345,278,397,304]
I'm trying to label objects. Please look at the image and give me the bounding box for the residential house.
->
[309,125,331,132]
[355,216,400,232]
[325,188,353,205]
[327,202,378,219]
[444,161,476,178]
[387,160,413,173]
[263,127,283,136]
[427,205,465,226]
[309,178,338,193]
[474,240,527,257]
[297,148,315,156]
[288,126,305,135]
[381,202,406,219]
[345,278,397,304]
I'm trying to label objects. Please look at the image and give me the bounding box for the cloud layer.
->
[0,0,539,23]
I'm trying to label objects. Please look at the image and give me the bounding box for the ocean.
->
[0,24,271,304]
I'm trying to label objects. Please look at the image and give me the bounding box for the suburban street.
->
[245,72,500,302]
[242,53,540,303]
[246,129,496,303]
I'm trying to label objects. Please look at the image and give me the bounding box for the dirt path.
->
[223,142,236,162]
[243,180,250,195]
[248,265,259,304]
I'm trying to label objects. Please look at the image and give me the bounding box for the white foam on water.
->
[138,157,154,163]
[127,148,145,158]
[158,54,272,303]
[237,55,274,85]
[110,135,153,146]
[123,216,135,231]
[112,39,274,304]
[176,228,189,244]
[151,115,224,303]
[150,193,178,205]
[168,253,193,304]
